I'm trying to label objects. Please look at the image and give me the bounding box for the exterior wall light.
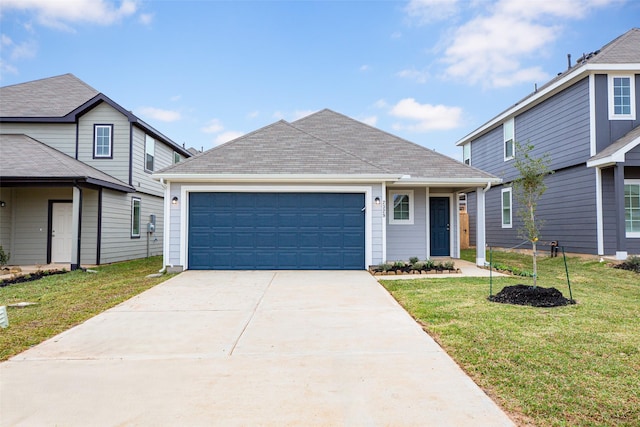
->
[171,196,178,205]
[0,201,5,208]
[374,197,381,205]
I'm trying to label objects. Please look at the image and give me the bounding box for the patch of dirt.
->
[489,284,575,307]
[0,270,68,287]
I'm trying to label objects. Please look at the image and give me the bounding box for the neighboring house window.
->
[145,135,155,171]
[173,151,181,164]
[503,118,515,161]
[502,188,512,228]
[609,75,636,120]
[389,190,414,225]
[463,143,471,165]
[625,180,640,237]
[94,124,113,158]
[131,198,141,238]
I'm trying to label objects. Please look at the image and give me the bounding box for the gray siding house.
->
[456,28,640,259]
[154,109,501,270]
[0,74,192,269]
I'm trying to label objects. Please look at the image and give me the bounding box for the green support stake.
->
[562,246,573,301]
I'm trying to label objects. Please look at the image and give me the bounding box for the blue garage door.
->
[188,192,365,270]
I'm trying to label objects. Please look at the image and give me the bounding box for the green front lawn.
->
[381,249,639,427]
[0,257,172,361]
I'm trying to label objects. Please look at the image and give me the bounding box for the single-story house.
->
[154,109,501,270]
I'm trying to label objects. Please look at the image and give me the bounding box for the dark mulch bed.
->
[0,270,68,287]
[489,284,575,307]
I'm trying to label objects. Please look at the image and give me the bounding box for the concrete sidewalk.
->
[0,270,514,426]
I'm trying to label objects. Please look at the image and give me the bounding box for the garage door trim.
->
[179,185,373,269]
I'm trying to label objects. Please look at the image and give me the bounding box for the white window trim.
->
[625,179,640,238]
[503,118,515,161]
[131,197,141,238]
[463,142,471,165]
[94,124,112,158]
[389,190,414,225]
[608,74,636,120]
[173,151,181,164]
[145,135,155,172]
[501,187,512,228]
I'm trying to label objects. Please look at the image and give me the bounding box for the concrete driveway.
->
[0,271,514,426]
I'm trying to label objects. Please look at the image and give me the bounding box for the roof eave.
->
[152,173,404,183]
[455,63,640,146]
[388,177,502,187]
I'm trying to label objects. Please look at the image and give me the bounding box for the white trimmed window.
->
[503,118,515,161]
[173,151,181,164]
[94,124,113,158]
[625,180,640,237]
[389,190,414,225]
[131,198,141,238]
[463,143,471,165]
[145,135,155,171]
[501,188,512,228]
[609,75,636,120]
[458,193,467,212]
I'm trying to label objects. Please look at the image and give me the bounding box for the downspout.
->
[158,178,168,274]
[483,181,492,193]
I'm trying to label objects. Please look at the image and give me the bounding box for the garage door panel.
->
[188,192,365,270]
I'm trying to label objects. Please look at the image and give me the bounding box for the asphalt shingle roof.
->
[588,124,640,164]
[0,74,99,118]
[0,134,134,192]
[158,109,497,182]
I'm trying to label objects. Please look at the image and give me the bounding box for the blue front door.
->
[430,197,450,256]
[188,192,365,270]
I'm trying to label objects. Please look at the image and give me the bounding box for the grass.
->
[0,256,172,361]
[381,249,640,427]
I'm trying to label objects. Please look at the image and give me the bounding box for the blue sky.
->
[0,0,638,159]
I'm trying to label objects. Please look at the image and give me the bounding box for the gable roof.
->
[587,125,640,167]
[456,28,640,146]
[0,74,99,118]
[0,74,192,157]
[155,109,498,186]
[0,134,134,192]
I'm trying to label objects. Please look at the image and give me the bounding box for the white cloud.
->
[139,12,153,25]
[170,95,181,102]
[138,107,181,122]
[272,110,317,121]
[247,110,260,119]
[391,31,402,39]
[214,131,244,145]
[10,40,37,60]
[201,118,224,134]
[1,34,13,46]
[389,98,462,131]
[359,64,370,72]
[1,0,138,29]
[439,0,618,88]
[405,0,459,24]
[396,67,429,84]
[0,60,18,77]
[360,116,378,126]
[373,99,388,109]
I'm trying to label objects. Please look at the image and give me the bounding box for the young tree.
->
[512,141,553,288]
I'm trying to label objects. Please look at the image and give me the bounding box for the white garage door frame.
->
[179,185,374,269]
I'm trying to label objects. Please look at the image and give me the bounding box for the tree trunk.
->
[532,240,538,288]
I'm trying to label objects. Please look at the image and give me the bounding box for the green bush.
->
[0,245,9,267]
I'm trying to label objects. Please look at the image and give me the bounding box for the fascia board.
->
[152,173,402,182]
[587,135,640,168]
[454,63,636,146]
[388,177,503,186]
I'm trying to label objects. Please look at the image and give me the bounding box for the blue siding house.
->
[456,28,640,259]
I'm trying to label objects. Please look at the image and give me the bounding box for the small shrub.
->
[0,245,9,267]
[444,261,455,271]
[614,255,640,274]
[411,262,425,272]
[423,259,435,270]
[409,257,419,265]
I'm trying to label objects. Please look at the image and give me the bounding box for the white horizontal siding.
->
[100,190,164,263]
[0,122,76,156]
[131,127,171,197]
[77,102,131,183]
